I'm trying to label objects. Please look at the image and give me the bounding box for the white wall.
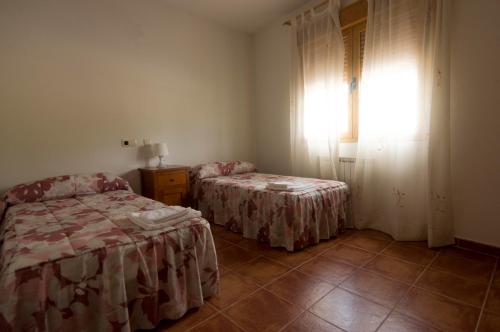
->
[0,0,255,193]
[254,0,500,246]
[254,22,292,175]
[450,0,500,247]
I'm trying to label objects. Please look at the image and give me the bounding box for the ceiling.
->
[165,0,310,33]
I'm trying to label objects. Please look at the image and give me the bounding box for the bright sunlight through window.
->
[303,81,349,142]
[359,62,419,138]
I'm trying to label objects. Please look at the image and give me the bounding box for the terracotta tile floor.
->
[156,226,500,332]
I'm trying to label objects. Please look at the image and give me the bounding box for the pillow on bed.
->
[75,172,132,195]
[4,175,75,205]
[193,161,256,179]
[4,172,132,205]
[101,173,132,192]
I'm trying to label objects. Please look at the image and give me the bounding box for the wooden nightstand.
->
[139,165,190,207]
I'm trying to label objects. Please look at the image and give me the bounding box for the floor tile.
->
[218,264,231,276]
[321,243,376,266]
[340,269,409,308]
[382,243,437,265]
[310,288,390,332]
[156,303,217,332]
[298,256,356,285]
[378,312,440,332]
[235,238,273,255]
[342,233,392,253]
[393,240,430,249]
[217,246,259,268]
[283,311,343,332]
[492,267,500,288]
[485,287,500,314]
[213,236,233,251]
[264,248,316,267]
[364,255,424,284]
[353,229,394,242]
[224,289,301,332]
[416,268,488,307]
[191,314,244,332]
[304,238,341,255]
[265,270,334,309]
[209,224,226,235]
[213,228,245,244]
[396,287,480,332]
[441,247,496,264]
[431,251,494,284]
[209,272,259,309]
[160,229,497,331]
[337,229,356,240]
[478,312,500,332]
[235,257,290,285]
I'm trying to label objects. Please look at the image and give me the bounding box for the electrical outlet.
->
[121,139,137,147]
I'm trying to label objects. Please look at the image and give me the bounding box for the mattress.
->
[192,172,349,251]
[0,190,219,331]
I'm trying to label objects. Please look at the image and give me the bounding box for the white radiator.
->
[338,157,356,189]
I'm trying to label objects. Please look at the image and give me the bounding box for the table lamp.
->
[152,142,169,168]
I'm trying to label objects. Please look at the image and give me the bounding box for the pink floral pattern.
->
[0,200,5,224]
[191,172,349,251]
[75,172,132,195]
[191,161,256,180]
[0,190,219,331]
[4,172,132,205]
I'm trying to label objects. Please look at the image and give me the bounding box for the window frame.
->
[339,1,368,143]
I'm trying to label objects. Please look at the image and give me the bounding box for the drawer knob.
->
[170,179,174,182]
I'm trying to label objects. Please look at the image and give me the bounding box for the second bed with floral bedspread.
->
[191,161,349,251]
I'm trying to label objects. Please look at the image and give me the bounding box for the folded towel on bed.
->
[128,206,189,222]
[127,207,201,230]
[266,181,293,190]
[266,182,315,192]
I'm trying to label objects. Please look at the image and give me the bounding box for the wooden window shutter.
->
[340,1,367,142]
[343,28,353,83]
[359,29,366,76]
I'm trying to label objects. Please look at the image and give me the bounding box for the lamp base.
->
[158,156,167,168]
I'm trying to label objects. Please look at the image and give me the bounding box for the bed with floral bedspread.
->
[0,173,218,332]
[191,161,349,251]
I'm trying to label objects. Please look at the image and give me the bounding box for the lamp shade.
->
[152,142,169,157]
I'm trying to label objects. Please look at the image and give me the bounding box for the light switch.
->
[121,139,137,147]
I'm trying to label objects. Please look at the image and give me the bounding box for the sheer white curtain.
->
[290,0,346,179]
[353,0,453,246]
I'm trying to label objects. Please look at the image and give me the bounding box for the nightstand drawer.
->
[157,171,187,187]
[139,166,190,207]
[160,186,186,206]
[161,192,183,206]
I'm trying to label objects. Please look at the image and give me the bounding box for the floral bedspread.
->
[192,172,349,251]
[0,190,218,331]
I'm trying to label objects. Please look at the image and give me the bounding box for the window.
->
[340,1,367,142]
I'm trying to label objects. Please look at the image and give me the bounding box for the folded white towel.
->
[127,207,202,230]
[266,182,315,192]
[128,206,189,223]
[266,181,294,190]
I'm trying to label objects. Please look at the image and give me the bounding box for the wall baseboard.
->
[455,238,500,257]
